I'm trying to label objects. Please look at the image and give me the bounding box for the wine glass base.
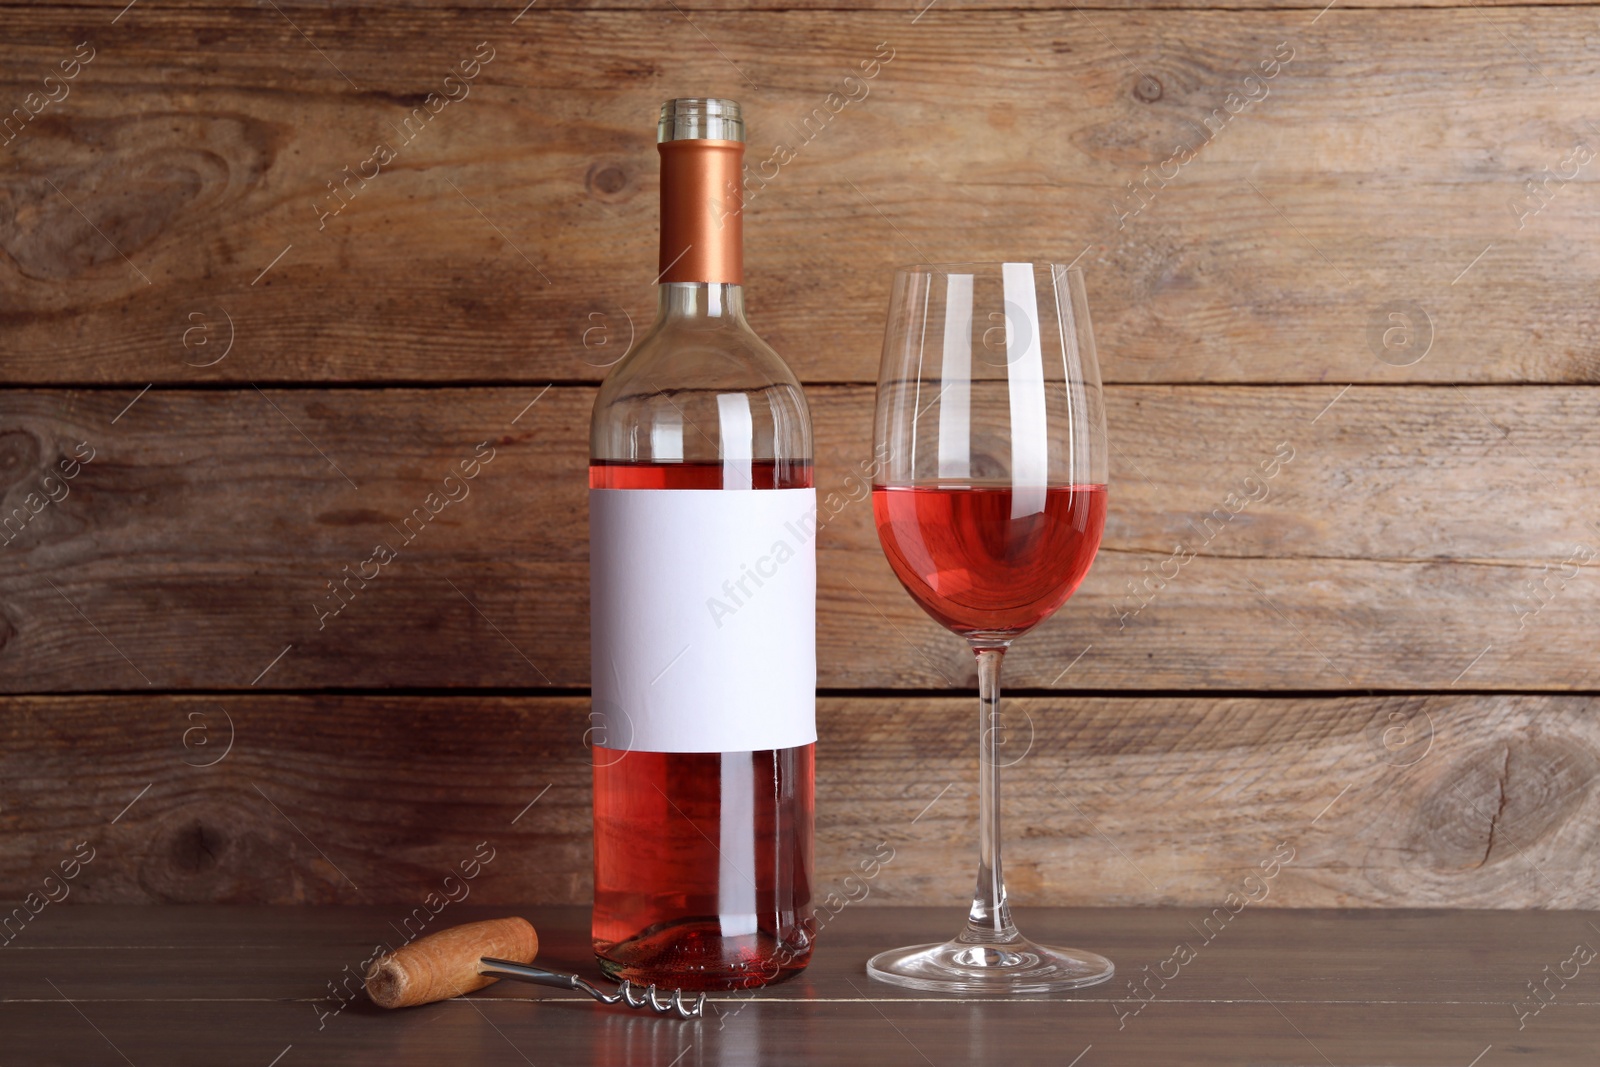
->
[867,935,1114,994]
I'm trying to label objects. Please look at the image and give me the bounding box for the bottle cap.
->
[658,98,744,144]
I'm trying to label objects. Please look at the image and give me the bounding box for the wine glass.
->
[866,262,1112,993]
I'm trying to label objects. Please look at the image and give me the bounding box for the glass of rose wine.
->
[867,262,1113,993]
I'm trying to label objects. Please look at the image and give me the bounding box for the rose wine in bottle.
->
[588,98,816,990]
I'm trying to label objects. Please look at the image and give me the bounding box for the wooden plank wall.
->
[2,1,1597,909]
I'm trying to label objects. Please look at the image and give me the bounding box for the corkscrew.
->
[479,958,707,1019]
[362,917,707,1021]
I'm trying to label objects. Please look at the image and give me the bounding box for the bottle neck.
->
[658,139,744,286]
[656,282,747,324]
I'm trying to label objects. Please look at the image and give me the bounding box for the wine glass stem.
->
[964,645,1018,944]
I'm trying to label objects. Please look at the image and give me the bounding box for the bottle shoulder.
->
[596,317,805,407]
[590,315,811,464]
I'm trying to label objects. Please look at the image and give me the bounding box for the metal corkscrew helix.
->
[479,958,707,1019]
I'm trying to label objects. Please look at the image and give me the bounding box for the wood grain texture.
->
[4,0,1598,927]
[6,907,1598,1066]
[4,693,1597,908]
[3,998,1592,1067]
[18,0,1600,9]
[9,904,1599,1004]
[0,7,1596,384]
[1,385,1595,692]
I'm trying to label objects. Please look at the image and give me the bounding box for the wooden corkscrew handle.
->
[364,917,539,1009]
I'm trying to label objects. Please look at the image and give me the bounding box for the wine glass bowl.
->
[866,262,1113,993]
[872,482,1106,642]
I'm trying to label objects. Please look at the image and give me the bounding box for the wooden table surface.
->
[4,906,1596,1066]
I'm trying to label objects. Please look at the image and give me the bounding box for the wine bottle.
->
[588,98,816,990]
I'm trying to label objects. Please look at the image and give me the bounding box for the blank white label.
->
[589,488,817,753]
